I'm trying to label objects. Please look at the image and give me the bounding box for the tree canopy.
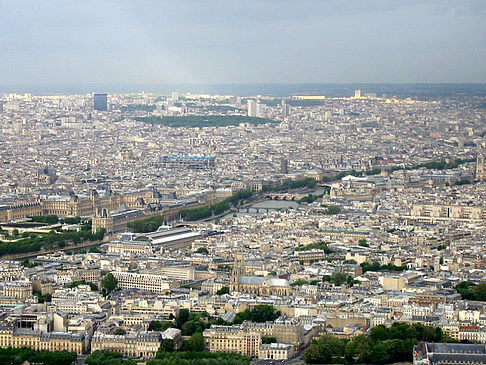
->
[456,281,486,301]
[305,322,445,364]
[0,348,76,365]
[101,273,118,294]
[233,305,281,324]
[136,115,276,128]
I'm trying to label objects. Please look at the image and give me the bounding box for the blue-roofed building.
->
[160,155,216,170]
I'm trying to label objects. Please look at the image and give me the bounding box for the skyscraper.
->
[354,90,362,98]
[281,100,290,118]
[94,94,108,111]
[247,100,257,117]
[256,102,263,117]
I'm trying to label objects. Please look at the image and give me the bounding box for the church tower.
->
[230,260,243,292]
[476,155,486,181]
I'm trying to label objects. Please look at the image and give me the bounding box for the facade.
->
[407,204,485,222]
[91,331,161,358]
[92,208,145,234]
[203,325,295,360]
[107,240,153,254]
[2,282,32,299]
[112,272,171,293]
[0,325,84,355]
[94,93,108,111]
[295,249,327,262]
[156,266,195,281]
[204,325,262,358]
[259,343,294,361]
[0,188,201,223]
[230,263,291,297]
[244,318,305,346]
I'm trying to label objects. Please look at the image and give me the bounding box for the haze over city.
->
[1,0,486,87]
[1,1,486,365]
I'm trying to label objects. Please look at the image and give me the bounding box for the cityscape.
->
[1,1,486,365]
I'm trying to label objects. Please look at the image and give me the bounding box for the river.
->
[218,188,325,219]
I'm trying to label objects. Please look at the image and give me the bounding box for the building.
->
[161,328,182,349]
[92,208,145,235]
[203,325,295,360]
[2,282,32,300]
[154,265,195,281]
[160,155,216,170]
[281,100,290,118]
[35,167,57,185]
[112,272,171,294]
[94,93,108,111]
[354,90,362,98]
[407,204,485,222]
[0,325,85,355]
[204,325,262,358]
[294,249,327,262]
[248,100,257,117]
[107,239,153,255]
[244,318,305,345]
[476,155,486,181]
[141,226,202,251]
[413,342,486,365]
[91,331,161,358]
[0,188,194,223]
[280,158,289,174]
[230,262,291,297]
[259,343,294,360]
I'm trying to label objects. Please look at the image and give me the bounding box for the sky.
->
[0,0,485,85]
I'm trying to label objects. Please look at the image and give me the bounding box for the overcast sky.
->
[1,0,485,84]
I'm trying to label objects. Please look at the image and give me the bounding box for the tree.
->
[216,286,230,295]
[148,320,173,332]
[262,337,277,344]
[249,305,281,323]
[345,335,372,363]
[305,335,346,364]
[474,283,486,301]
[181,319,206,336]
[184,332,205,352]
[195,247,209,254]
[176,309,190,328]
[304,343,323,364]
[101,273,118,294]
[325,205,341,215]
[332,268,349,286]
[370,325,388,341]
[456,281,476,300]
[358,239,369,247]
[161,338,175,352]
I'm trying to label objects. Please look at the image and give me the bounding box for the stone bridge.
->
[262,193,306,201]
